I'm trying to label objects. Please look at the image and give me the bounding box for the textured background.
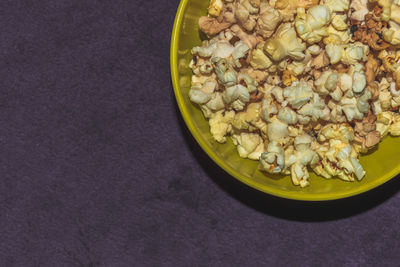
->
[1,0,400,266]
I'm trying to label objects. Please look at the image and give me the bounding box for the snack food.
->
[188,0,400,187]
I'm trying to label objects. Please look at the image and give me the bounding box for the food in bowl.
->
[187,0,400,187]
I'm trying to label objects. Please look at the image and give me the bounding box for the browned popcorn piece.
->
[199,16,232,36]
[351,14,390,51]
[282,70,298,87]
[250,90,264,102]
[365,55,380,100]
[311,51,330,70]
[354,112,380,152]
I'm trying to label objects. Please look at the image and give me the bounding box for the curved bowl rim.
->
[170,0,400,201]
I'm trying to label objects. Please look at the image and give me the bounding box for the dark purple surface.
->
[1,0,400,266]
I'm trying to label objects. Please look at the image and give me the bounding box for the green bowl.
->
[170,0,400,201]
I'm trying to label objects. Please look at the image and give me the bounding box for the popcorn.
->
[389,113,400,136]
[278,107,298,125]
[352,70,367,93]
[350,0,368,21]
[311,50,330,69]
[322,0,350,12]
[232,132,265,159]
[274,0,319,22]
[376,111,394,137]
[378,79,392,111]
[235,1,258,31]
[314,70,338,95]
[198,16,232,36]
[189,0,400,188]
[286,50,313,76]
[383,21,400,45]
[378,50,400,90]
[353,113,380,152]
[250,45,273,70]
[370,0,400,24]
[324,25,352,45]
[261,96,279,122]
[256,3,282,38]
[260,141,286,173]
[230,24,259,49]
[307,45,322,56]
[208,0,224,17]
[215,58,238,87]
[271,86,285,103]
[209,110,235,143]
[233,102,262,131]
[295,5,332,44]
[289,134,320,186]
[365,55,380,100]
[351,14,391,51]
[189,78,226,112]
[232,41,250,67]
[313,139,365,181]
[263,23,307,62]
[282,70,298,86]
[325,42,369,65]
[223,84,251,110]
[237,73,258,93]
[267,116,289,141]
[331,14,348,31]
[341,97,365,121]
[283,81,313,109]
[318,123,355,143]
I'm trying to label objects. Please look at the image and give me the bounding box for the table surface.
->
[1,0,400,266]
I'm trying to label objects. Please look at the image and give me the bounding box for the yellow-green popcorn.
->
[283,81,313,109]
[286,134,319,187]
[322,0,350,12]
[209,110,235,143]
[389,113,400,136]
[325,43,368,64]
[286,50,313,76]
[314,70,338,95]
[324,24,352,45]
[318,124,355,143]
[383,21,400,46]
[295,5,332,44]
[314,139,365,181]
[237,73,258,93]
[263,23,306,61]
[331,14,348,31]
[267,116,289,141]
[376,111,394,137]
[208,0,224,17]
[249,47,273,70]
[232,132,265,160]
[232,102,262,131]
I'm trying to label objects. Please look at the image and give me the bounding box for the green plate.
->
[170,0,400,201]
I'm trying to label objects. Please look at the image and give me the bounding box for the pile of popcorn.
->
[188,0,400,187]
